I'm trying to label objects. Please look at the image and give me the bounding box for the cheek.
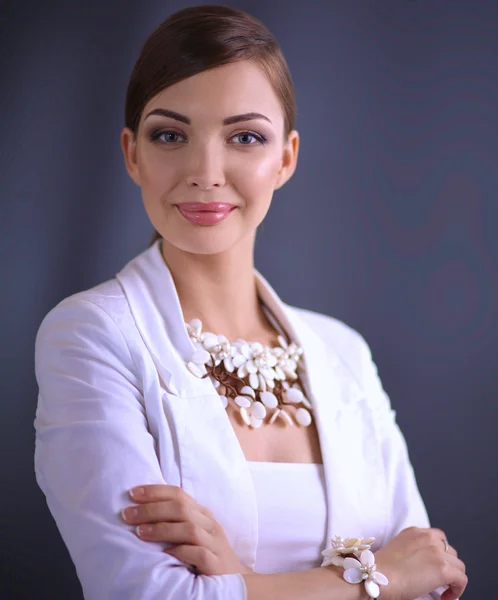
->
[234,152,281,193]
[139,148,179,191]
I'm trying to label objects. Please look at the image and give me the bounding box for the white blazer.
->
[34,239,443,599]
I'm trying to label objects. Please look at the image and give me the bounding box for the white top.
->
[34,240,444,599]
[247,461,327,574]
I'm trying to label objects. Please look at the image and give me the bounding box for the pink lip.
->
[176,202,237,226]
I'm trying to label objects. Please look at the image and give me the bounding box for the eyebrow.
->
[144,108,272,126]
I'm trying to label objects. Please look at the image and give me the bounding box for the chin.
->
[164,230,243,256]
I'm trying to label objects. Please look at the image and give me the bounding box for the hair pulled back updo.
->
[123,4,296,247]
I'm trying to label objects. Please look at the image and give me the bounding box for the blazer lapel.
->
[116,242,259,567]
[256,273,385,545]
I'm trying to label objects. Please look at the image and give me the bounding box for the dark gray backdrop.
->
[1,1,496,598]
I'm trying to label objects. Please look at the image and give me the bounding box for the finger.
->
[441,570,468,600]
[164,544,217,574]
[129,485,194,504]
[136,521,210,545]
[428,527,448,542]
[122,500,214,531]
[128,485,213,518]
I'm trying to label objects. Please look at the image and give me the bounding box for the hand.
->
[374,527,467,600]
[120,484,253,576]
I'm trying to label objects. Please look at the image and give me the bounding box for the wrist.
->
[320,536,390,599]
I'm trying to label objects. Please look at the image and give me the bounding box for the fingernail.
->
[137,525,152,537]
[121,507,138,521]
[130,487,145,498]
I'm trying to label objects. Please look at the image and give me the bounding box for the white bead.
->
[343,567,363,584]
[237,365,248,378]
[240,386,256,399]
[240,344,252,359]
[188,319,202,335]
[234,395,251,408]
[217,335,229,344]
[251,342,264,353]
[268,408,281,424]
[260,391,278,409]
[295,407,312,426]
[187,361,205,378]
[365,580,380,598]
[223,357,235,372]
[250,416,263,428]
[372,572,388,585]
[275,366,285,380]
[219,395,228,408]
[261,367,275,380]
[285,388,304,403]
[245,360,257,374]
[278,409,294,425]
[277,335,288,348]
[239,407,251,426]
[232,354,247,369]
[258,374,267,392]
[191,349,211,365]
[249,372,259,389]
[251,401,266,419]
[203,332,218,350]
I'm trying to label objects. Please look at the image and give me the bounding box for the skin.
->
[121,59,299,341]
[118,61,468,598]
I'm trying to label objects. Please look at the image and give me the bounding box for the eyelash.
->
[149,129,267,146]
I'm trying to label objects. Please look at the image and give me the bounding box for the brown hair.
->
[123,4,296,248]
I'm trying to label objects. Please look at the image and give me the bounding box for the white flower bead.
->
[268,408,281,424]
[223,357,235,373]
[260,391,278,408]
[191,349,210,365]
[250,416,263,428]
[234,395,252,408]
[285,388,304,403]
[251,401,266,420]
[295,407,312,426]
[240,386,256,399]
[239,406,251,426]
[249,372,259,389]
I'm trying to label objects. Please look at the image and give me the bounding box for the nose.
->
[185,144,226,190]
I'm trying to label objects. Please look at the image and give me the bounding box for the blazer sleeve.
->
[358,335,447,600]
[34,297,247,600]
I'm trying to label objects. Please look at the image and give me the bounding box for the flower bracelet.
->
[321,536,389,599]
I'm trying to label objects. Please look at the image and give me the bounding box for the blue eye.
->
[150,130,186,144]
[230,132,266,145]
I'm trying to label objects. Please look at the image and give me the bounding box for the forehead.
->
[143,61,284,125]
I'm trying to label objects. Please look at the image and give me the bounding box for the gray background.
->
[1,0,496,598]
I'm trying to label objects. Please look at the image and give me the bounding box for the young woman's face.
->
[121,60,299,255]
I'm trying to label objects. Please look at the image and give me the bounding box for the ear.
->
[275,129,300,190]
[120,127,141,187]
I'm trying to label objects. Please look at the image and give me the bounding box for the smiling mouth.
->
[175,202,237,225]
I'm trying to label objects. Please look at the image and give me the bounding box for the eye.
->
[229,131,267,145]
[149,130,187,144]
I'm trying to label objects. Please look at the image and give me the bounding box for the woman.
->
[34,5,467,600]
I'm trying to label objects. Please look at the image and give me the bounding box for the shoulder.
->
[35,278,132,356]
[289,305,371,359]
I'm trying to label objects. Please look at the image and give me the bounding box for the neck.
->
[161,237,270,341]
